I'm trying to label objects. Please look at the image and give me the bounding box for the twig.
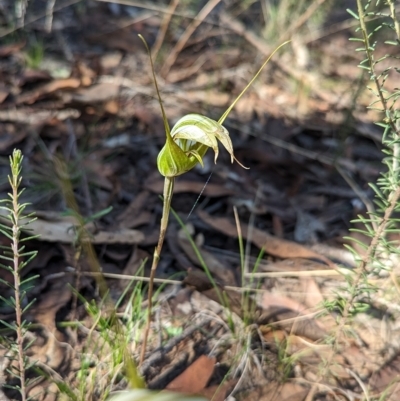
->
[244,270,341,278]
[16,0,29,28]
[218,12,333,103]
[336,165,377,232]
[227,120,379,177]
[160,0,222,78]
[278,0,328,43]
[45,0,56,33]
[72,270,273,294]
[95,0,222,28]
[0,0,81,38]
[152,0,180,60]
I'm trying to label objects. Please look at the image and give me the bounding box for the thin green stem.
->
[387,0,400,181]
[140,177,174,364]
[356,0,400,138]
[138,34,170,137]
[388,0,400,43]
[218,40,290,125]
[10,155,26,401]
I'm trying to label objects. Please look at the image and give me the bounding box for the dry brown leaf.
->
[76,61,97,86]
[260,258,333,273]
[146,178,235,197]
[300,277,324,308]
[0,210,144,244]
[0,108,80,124]
[197,210,335,267]
[184,90,230,107]
[369,352,400,399]
[16,78,81,104]
[118,211,152,229]
[386,383,400,401]
[72,82,120,103]
[116,191,153,229]
[28,277,74,377]
[341,345,371,377]
[198,380,236,401]
[285,335,328,361]
[255,381,308,401]
[104,99,120,114]
[183,269,245,318]
[0,84,9,104]
[262,328,287,342]
[262,293,309,314]
[122,247,150,278]
[100,51,123,70]
[0,130,27,151]
[283,335,350,379]
[260,293,326,341]
[28,383,59,401]
[86,30,143,53]
[17,69,52,86]
[33,281,73,329]
[166,355,216,394]
[299,277,337,331]
[272,214,284,238]
[177,226,237,285]
[0,41,25,56]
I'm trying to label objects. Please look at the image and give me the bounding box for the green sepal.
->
[157,133,197,177]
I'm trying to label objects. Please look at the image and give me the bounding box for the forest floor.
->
[0,1,400,400]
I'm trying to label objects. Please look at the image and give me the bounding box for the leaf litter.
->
[0,1,398,400]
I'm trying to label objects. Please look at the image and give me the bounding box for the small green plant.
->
[308,1,400,398]
[44,157,146,399]
[0,149,38,401]
[138,36,290,364]
[261,0,331,43]
[24,39,44,70]
[339,0,400,339]
[72,291,144,401]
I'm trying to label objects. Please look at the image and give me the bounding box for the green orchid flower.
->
[138,34,289,365]
[157,113,245,177]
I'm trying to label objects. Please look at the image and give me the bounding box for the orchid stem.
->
[140,176,175,365]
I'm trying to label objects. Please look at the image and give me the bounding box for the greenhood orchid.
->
[157,113,246,177]
[138,34,289,365]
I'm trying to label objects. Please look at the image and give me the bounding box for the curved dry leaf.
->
[260,292,327,341]
[0,210,144,244]
[16,78,81,104]
[166,355,216,394]
[177,225,237,285]
[197,210,335,268]
[256,381,309,401]
[369,352,400,400]
[145,178,235,197]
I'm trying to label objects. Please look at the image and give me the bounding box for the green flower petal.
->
[171,114,232,164]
